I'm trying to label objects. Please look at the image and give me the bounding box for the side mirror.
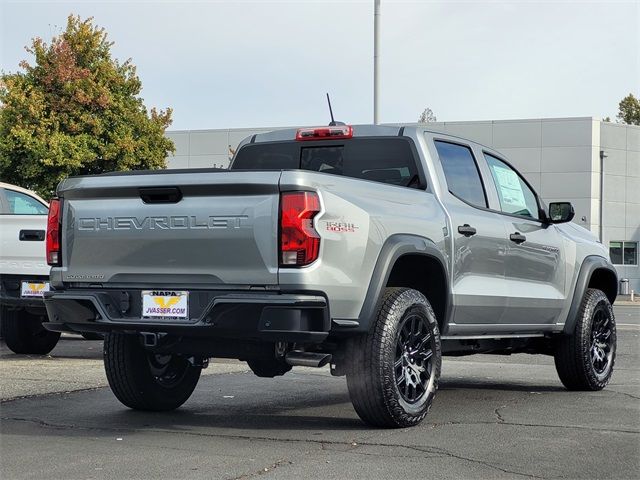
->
[548,202,575,224]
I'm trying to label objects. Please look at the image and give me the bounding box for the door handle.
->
[139,187,182,204]
[509,232,527,244]
[19,230,45,241]
[457,224,477,237]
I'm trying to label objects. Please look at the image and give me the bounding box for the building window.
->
[610,241,638,266]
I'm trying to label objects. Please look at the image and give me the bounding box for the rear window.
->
[434,141,487,208]
[232,138,421,188]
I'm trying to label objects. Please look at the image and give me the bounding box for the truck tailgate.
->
[57,171,281,287]
[0,214,49,276]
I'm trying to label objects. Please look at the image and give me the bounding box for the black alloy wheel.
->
[589,304,615,379]
[395,313,435,403]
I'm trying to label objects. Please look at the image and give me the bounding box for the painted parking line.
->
[617,324,640,330]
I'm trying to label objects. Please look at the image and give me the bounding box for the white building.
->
[166,117,640,292]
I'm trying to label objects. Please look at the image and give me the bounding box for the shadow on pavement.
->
[439,378,565,393]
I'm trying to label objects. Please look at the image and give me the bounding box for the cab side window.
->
[434,141,487,208]
[484,153,540,220]
[4,189,48,215]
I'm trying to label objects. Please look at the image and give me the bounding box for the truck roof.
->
[247,124,498,156]
[0,182,49,206]
[251,124,405,143]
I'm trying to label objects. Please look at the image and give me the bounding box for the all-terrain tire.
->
[554,288,616,391]
[346,287,441,428]
[247,359,292,378]
[103,332,201,411]
[3,309,60,355]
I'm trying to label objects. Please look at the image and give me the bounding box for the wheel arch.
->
[357,234,451,334]
[563,255,618,334]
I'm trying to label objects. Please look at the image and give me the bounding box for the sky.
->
[1,0,639,131]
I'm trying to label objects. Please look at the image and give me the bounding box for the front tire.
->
[103,333,201,411]
[554,288,616,391]
[2,309,60,355]
[346,287,441,428]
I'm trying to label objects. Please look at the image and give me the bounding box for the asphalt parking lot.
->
[1,305,638,480]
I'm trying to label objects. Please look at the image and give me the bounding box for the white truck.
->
[0,182,61,353]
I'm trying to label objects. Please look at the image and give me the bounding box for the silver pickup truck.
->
[43,124,618,428]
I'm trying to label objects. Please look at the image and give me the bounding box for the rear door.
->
[0,187,49,276]
[430,139,510,325]
[481,153,566,325]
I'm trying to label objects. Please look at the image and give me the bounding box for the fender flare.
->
[563,255,618,334]
[356,234,451,332]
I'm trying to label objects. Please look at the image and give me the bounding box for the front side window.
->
[4,189,48,215]
[610,241,638,265]
[484,153,539,220]
[434,141,487,208]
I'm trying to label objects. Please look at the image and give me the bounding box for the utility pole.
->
[373,0,380,124]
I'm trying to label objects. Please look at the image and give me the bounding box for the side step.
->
[285,351,332,368]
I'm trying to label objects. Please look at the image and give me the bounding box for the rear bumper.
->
[0,274,48,310]
[43,289,331,343]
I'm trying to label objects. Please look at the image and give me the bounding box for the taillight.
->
[280,192,321,267]
[295,125,353,141]
[46,199,62,266]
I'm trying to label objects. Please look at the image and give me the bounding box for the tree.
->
[417,107,437,123]
[0,15,174,198]
[616,93,640,125]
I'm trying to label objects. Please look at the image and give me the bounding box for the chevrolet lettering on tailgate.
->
[78,215,249,231]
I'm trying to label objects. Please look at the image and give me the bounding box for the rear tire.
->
[103,332,201,411]
[346,287,441,428]
[2,309,60,355]
[554,288,616,391]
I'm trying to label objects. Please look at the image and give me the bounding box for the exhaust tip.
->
[285,351,332,368]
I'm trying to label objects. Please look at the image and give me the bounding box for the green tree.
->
[417,107,437,123]
[0,15,174,198]
[616,93,640,125]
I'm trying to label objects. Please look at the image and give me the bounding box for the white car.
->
[0,182,61,353]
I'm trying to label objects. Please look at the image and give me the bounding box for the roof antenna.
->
[326,93,345,126]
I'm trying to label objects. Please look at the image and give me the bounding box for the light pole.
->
[373,0,380,124]
[599,149,608,243]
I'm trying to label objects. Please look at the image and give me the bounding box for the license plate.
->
[21,281,50,298]
[141,290,189,319]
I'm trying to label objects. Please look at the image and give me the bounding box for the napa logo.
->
[153,296,181,309]
[29,283,46,292]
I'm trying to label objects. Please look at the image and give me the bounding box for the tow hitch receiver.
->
[140,332,166,348]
